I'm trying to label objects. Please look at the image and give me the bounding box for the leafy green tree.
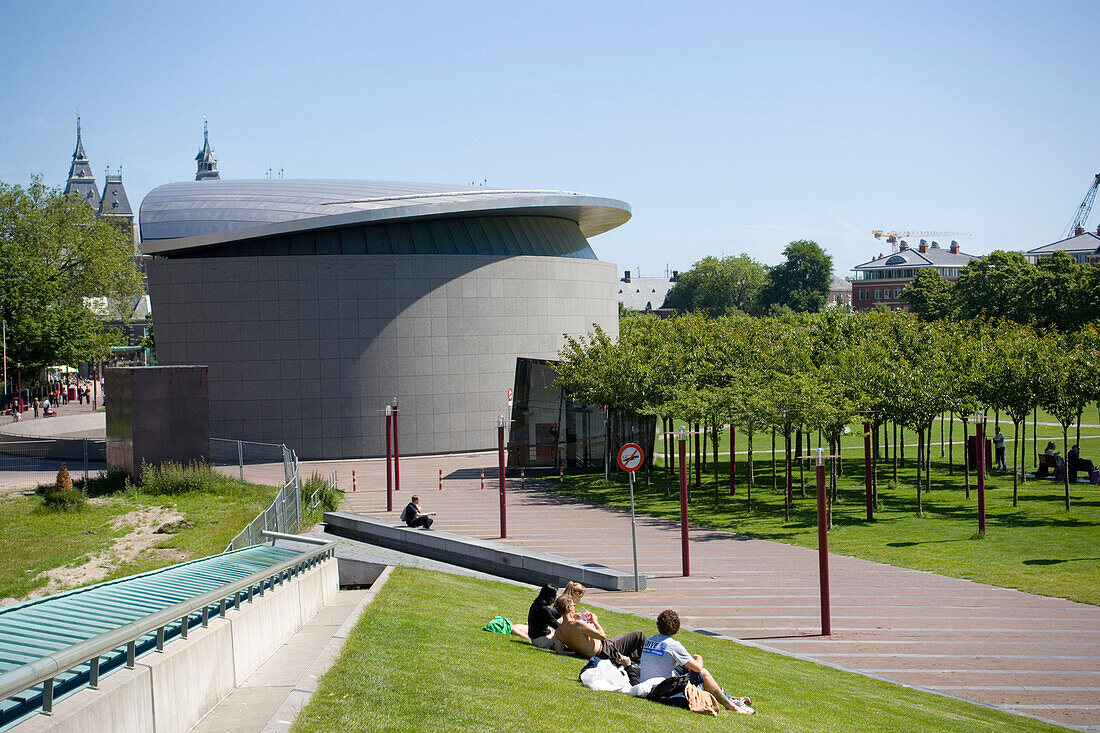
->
[900,268,954,321]
[663,255,768,316]
[983,322,1042,506]
[952,251,1035,324]
[758,240,833,314]
[0,178,143,376]
[1028,252,1092,332]
[1035,331,1096,511]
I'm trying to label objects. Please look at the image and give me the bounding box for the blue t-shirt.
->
[640,634,693,681]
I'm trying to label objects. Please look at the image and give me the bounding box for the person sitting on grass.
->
[400,495,435,529]
[525,583,561,648]
[640,609,752,714]
[552,596,647,682]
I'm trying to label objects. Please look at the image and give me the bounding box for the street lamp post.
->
[678,425,690,577]
[814,448,832,635]
[498,414,507,539]
[385,405,393,512]
[392,397,400,492]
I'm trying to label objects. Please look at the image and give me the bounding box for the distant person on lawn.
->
[552,596,646,682]
[993,426,1006,470]
[400,495,435,529]
[640,609,751,713]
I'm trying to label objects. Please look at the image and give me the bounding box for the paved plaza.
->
[291,451,1100,732]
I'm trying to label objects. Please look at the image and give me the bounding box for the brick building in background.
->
[851,239,975,311]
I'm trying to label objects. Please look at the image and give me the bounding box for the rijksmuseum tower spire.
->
[195,119,220,181]
[64,115,100,208]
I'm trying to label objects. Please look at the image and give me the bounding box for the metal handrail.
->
[0,541,336,711]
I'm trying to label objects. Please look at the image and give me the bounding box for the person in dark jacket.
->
[400,495,435,529]
[526,584,561,648]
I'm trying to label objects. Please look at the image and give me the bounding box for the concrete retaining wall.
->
[15,557,339,733]
[324,511,645,591]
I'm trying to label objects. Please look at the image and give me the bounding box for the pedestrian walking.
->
[32,398,40,418]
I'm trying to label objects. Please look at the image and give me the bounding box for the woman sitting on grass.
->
[486,584,561,644]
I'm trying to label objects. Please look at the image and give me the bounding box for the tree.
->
[952,251,1036,324]
[758,240,832,314]
[0,178,144,376]
[900,268,954,321]
[1035,331,1096,511]
[983,322,1042,506]
[663,255,767,316]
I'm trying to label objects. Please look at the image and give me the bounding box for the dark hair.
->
[657,609,680,636]
[411,494,420,502]
[535,584,557,605]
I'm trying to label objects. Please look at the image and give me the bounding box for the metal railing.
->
[209,438,287,484]
[310,469,338,513]
[0,541,335,723]
[0,438,107,490]
[223,447,301,552]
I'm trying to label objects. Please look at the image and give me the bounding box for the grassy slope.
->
[292,567,1060,733]
[0,480,277,599]
[571,415,1100,606]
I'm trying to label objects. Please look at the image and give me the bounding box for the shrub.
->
[74,469,128,497]
[43,463,85,510]
[139,460,240,495]
[301,472,344,524]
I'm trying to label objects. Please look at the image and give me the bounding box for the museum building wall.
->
[147,250,618,459]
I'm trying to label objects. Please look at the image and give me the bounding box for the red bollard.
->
[863,421,873,521]
[815,450,831,636]
[352,470,357,492]
[385,407,393,510]
[498,422,507,539]
[481,467,485,491]
[977,419,987,534]
[559,466,564,484]
[393,404,400,492]
[439,468,442,491]
[679,432,690,577]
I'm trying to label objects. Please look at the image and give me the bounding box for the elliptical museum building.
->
[140,178,629,460]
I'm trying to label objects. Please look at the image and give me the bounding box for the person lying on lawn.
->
[640,609,749,713]
[552,596,647,680]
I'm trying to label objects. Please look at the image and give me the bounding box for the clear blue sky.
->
[2,0,1097,277]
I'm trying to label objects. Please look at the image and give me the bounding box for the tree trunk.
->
[694,422,701,487]
[1021,417,1026,485]
[926,419,933,496]
[916,427,924,516]
[892,421,899,483]
[900,425,905,467]
[1012,419,1019,507]
[1063,427,1071,512]
[962,418,970,499]
[948,411,954,476]
[798,426,806,498]
[748,429,754,488]
[772,428,777,492]
[872,422,880,507]
[1033,406,1038,468]
[829,442,836,529]
[1076,409,1082,448]
[940,412,945,456]
[702,423,708,474]
[663,417,671,497]
[713,424,720,510]
[784,432,793,521]
[729,424,736,496]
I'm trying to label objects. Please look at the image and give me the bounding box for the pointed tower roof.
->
[98,166,133,216]
[64,116,100,209]
[195,120,220,181]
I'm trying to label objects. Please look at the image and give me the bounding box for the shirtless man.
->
[552,596,646,676]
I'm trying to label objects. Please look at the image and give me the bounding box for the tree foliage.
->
[758,240,833,314]
[0,177,144,375]
[663,255,767,316]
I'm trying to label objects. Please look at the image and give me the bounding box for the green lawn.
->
[292,566,1060,733]
[564,414,1100,606]
[0,477,278,600]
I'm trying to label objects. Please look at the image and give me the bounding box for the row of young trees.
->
[555,309,1100,517]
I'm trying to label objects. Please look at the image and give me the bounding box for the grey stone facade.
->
[148,254,618,459]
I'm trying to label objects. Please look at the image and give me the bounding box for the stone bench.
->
[322,512,646,591]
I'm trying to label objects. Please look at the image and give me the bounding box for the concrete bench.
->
[322,511,646,591]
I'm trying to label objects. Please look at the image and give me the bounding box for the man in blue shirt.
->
[640,609,750,713]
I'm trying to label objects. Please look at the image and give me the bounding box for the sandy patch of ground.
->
[18,504,188,601]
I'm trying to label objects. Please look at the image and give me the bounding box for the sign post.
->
[617,442,644,591]
[385,405,393,512]
[498,414,508,539]
[814,448,832,636]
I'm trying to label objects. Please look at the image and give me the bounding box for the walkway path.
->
[301,452,1099,732]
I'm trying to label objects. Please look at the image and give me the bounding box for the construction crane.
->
[1064,172,1100,239]
[872,229,968,251]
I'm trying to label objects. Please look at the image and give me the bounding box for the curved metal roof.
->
[139,179,631,256]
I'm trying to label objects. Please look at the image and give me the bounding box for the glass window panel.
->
[406,221,437,254]
[504,216,544,256]
[315,228,340,255]
[463,217,503,255]
[445,218,480,254]
[339,226,367,254]
[387,222,416,254]
[364,224,392,254]
[480,216,518,255]
[428,220,457,254]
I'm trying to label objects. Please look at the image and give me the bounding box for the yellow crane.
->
[872,229,968,245]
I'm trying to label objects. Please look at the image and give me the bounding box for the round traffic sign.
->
[617,443,644,473]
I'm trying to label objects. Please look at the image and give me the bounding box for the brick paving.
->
[291,451,1099,732]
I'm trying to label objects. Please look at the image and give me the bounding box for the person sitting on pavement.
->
[640,609,751,714]
[400,495,435,529]
[552,596,647,682]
